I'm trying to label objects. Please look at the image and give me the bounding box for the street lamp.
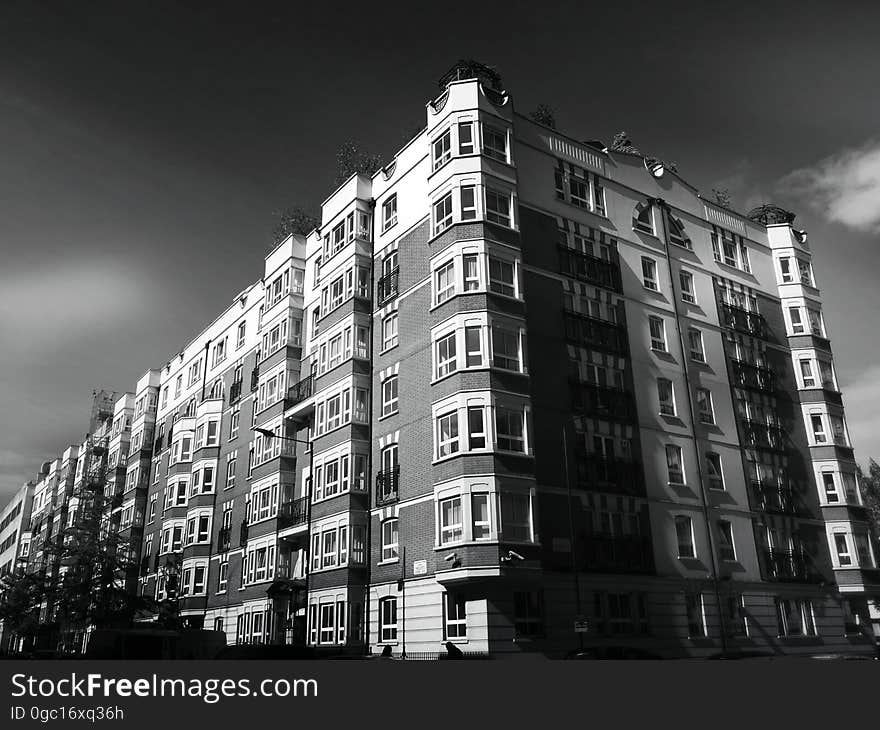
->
[252,426,313,646]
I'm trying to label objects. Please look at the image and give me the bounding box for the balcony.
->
[229,380,243,405]
[250,367,260,392]
[278,497,309,529]
[575,454,643,496]
[217,526,231,552]
[239,521,249,547]
[377,267,400,307]
[153,552,160,572]
[375,466,400,506]
[720,303,766,338]
[761,549,821,583]
[750,480,805,516]
[140,554,150,575]
[563,310,628,356]
[583,534,653,574]
[557,245,622,292]
[287,375,313,407]
[741,419,785,452]
[570,381,635,422]
[731,359,774,393]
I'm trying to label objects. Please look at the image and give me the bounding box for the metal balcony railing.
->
[250,367,260,392]
[731,359,774,393]
[239,521,249,547]
[741,419,785,451]
[583,534,653,574]
[575,454,643,495]
[287,375,313,406]
[750,480,804,516]
[557,244,622,292]
[720,303,766,338]
[377,267,400,307]
[229,380,243,405]
[761,549,820,583]
[375,466,400,506]
[217,526,231,552]
[570,381,635,422]
[278,497,309,529]
[563,310,628,356]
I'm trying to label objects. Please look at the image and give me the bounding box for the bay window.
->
[461,185,477,220]
[437,332,457,378]
[467,406,487,449]
[440,496,463,544]
[488,257,516,296]
[462,253,479,289]
[495,407,525,452]
[482,125,508,162]
[465,326,483,366]
[491,327,521,371]
[485,188,511,226]
[501,493,532,541]
[434,193,453,235]
[458,121,474,154]
[433,128,452,170]
[436,260,455,304]
[472,493,491,540]
[437,411,460,458]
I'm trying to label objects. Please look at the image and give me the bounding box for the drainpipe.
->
[364,197,377,655]
[652,197,728,652]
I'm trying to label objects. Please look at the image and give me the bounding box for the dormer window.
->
[633,202,655,235]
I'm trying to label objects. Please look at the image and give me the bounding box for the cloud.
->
[839,364,880,466]
[779,140,880,233]
[0,260,152,352]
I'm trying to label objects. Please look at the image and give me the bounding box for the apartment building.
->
[138,235,307,644]
[272,61,877,658]
[4,61,875,659]
[0,480,35,651]
[0,481,34,578]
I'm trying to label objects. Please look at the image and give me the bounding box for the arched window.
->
[667,215,691,249]
[185,398,196,418]
[633,202,654,235]
[209,379,223,400]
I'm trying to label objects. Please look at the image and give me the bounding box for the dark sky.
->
[2,0,880,498]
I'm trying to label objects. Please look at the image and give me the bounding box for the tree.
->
[858,460,880,540]
[0,568,47,650]
[271,206,319,246]
[334,140,385,186]
[529,104,556,129]
[712,188,732,208]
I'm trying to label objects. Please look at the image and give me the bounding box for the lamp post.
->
[252,426,313,645]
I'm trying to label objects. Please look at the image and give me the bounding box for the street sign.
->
[574,618,589,633]
[413,559,427,576]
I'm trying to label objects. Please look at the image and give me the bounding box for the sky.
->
[1,0,880,499]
